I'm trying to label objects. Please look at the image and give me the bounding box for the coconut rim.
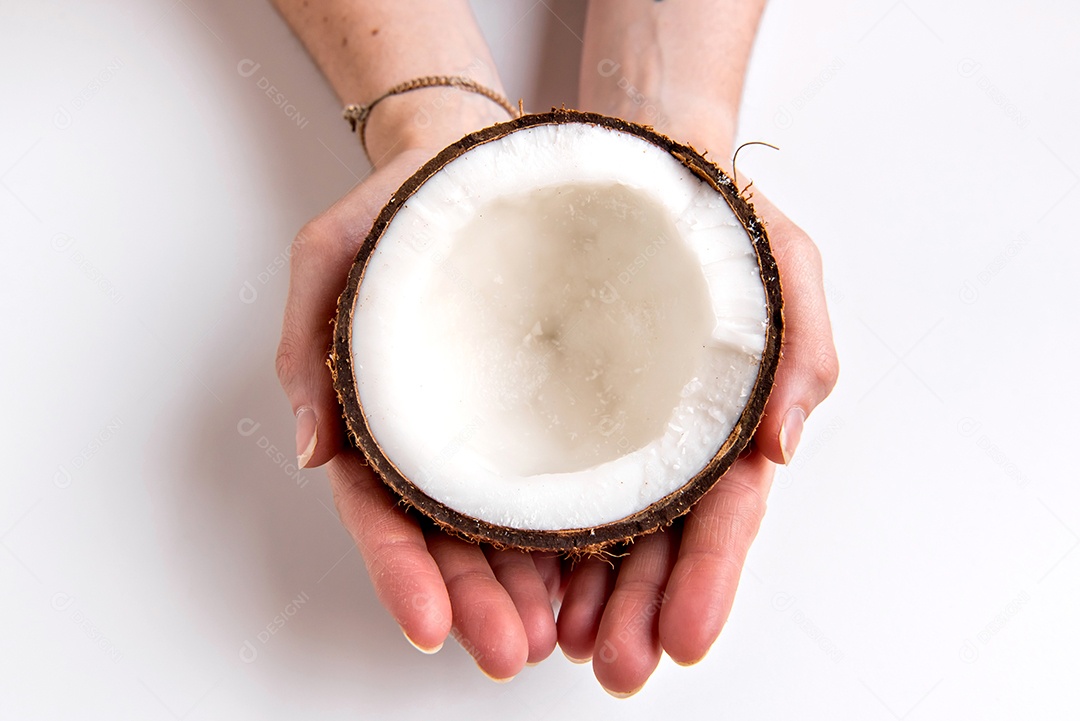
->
[331,108,783,554]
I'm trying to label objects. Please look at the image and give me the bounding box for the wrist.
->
[579,0,764,172]
[363,86,513,168]
[655,101,739,169]
[579,92,739,170]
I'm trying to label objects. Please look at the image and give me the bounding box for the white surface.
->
[2,0,1078,718]
[354,121,765,530]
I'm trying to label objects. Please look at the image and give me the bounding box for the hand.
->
[567,0,838,693]
[276,93,567,679]
[556,194,839,696]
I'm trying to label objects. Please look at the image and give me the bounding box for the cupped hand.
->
[275,145,561,680]
[557,194,839,696]
[274,114,837,692]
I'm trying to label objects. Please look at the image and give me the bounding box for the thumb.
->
[751,198,839,465]
[275,214,360,469]
[276,152,431,469]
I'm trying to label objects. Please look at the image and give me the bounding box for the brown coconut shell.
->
[331,109,783,554]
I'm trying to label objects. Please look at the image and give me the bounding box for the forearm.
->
[579,0,766,162]
[271,0,508,163]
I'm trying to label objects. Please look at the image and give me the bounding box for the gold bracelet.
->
[343,76,519,159]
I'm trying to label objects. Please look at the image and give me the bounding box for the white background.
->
[3,1,1078,718]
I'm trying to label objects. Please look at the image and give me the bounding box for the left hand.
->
[275,88,566,680]
[556,192,840,696]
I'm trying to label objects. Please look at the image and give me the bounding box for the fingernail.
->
[603,684,643,699]
[401,628,443,655]
[779,406,806,465]
[296,406,318,468]
[475,662,515,683]
[672,656,704,667]
[561,649,590,665]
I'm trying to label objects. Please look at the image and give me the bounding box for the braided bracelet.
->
[343,76,519,159]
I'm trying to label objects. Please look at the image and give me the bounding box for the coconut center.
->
[422,182,713,476]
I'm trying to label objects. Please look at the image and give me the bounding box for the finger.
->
[275,164,411,470]
[592,530,678,697]
[751,195,840,465]
[427,533,529,681]
[531,551,563,603]
[485,548,558,664]
[659,451,774,665]
[327,452,451,653]
[556,556,616,663]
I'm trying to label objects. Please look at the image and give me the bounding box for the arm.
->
[560,0,839,696]
[270,0,509,164]
[579,0,767,162]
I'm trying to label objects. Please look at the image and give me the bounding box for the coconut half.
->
[332,110,782,553]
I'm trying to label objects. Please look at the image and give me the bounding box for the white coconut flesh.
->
[352,122,768,531]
